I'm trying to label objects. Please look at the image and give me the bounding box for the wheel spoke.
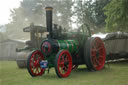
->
[62,55,65,61]
[99,57,103,62]
[64,56,69,62]
[91,48,96,57]
[31,62,35,69]
[98,46,103,51]
[93,56,100,66]
[60,66,64,73]
[92,56,97,65]
[95,38,103,52]
[35,67,39,73]
[95,58,100,66]
[59,62,64,68]
[92,43,97,51]
[64,65,68,71]
[33,56,37,61]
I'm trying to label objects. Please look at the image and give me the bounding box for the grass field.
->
[0,60,128,85]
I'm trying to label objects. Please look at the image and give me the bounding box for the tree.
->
[6,0,73,39]
[73,0,110,32]
[104,0,128,32]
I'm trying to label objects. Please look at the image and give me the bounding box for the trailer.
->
[104,32,128,60]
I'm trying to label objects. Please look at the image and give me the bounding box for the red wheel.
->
[84,37,106,71]
[27,50,45,77]
[55,50,72,78]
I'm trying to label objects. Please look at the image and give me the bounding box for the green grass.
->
[0,61,128,85]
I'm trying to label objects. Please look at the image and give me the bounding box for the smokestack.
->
[45,7,53,39]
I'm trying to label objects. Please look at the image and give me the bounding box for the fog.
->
[0,0,127,61]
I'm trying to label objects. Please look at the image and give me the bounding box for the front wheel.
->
[84,37,106,71]
[27,50,45,77]
[55,50,72,78]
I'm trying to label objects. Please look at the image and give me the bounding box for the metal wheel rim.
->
[29,51,45,76]
[91,37,106,70]
[57,50,72,77]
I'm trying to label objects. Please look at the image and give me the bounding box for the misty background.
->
[0,0,128,60]
[0,0,128,40]
[0,0,111,40]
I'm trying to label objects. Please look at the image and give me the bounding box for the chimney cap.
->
[45,7,53,11]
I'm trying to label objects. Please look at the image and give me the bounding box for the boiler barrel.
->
[41,39,79,55]
[56,40,78,53]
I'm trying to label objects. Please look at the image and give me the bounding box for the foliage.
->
[6,0,73,39]
[104,0,128,32]
[93,0,111,26]
[19,0,73,28]
[74,0,110,31]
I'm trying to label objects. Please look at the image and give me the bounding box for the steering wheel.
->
[78,23,91,37]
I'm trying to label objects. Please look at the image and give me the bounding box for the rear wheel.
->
[55,50,72,78]
[84,37,106,71]
[27,50,45,77]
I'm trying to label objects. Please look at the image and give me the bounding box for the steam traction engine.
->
[27,7,106,78]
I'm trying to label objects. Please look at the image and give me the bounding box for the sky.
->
[0,0,22,25]
[0,0,77,29]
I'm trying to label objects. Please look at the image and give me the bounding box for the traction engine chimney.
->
[45,7,53,39]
